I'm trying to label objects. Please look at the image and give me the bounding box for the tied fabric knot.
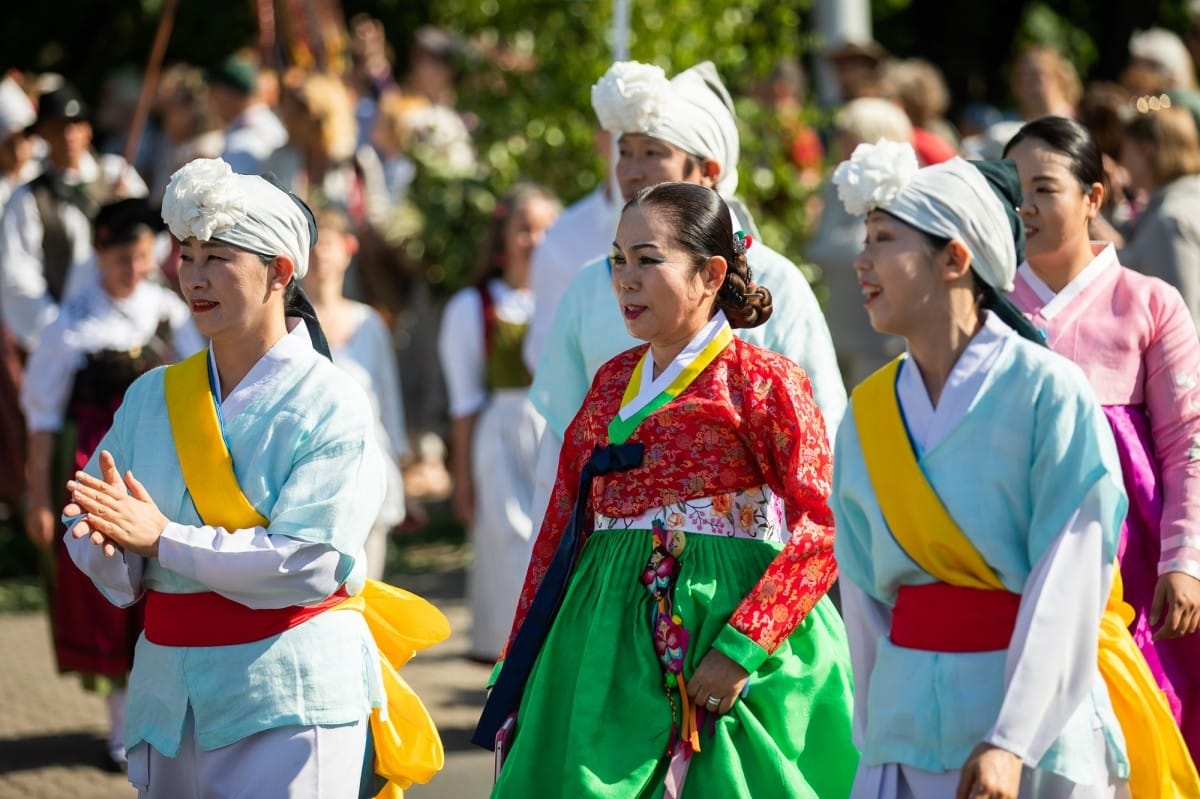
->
[584,441,644,477]
[473,442,644,751]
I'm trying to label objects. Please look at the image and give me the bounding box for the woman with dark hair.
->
[831,139,1196,798]
[437,182,560,662]
[479,181,857,798]
[60,158,447,797]
[1005,115,1200,766]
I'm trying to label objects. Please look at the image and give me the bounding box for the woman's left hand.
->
[687,648,749,715]
[1151,571,1200,640]
[66,450,168,558]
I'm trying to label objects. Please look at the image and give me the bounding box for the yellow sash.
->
[163,352,450,798]
[852,357,1200,797]
[163,351,269,531]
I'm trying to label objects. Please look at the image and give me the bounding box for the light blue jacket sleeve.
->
[528,264,594,439]
[742,244,847,438]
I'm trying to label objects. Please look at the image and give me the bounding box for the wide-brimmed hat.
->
[31,82,88,130]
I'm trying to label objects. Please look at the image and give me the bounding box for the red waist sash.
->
[143,587,349,647]
[890,582,1021,652]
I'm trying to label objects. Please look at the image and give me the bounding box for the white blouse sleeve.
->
[361,309,409,458]
[156,523,347,609]
[20,316,82,432]
[985,484,1111,765]
[63,522,146,607]
[437,287,487,419]
[840,578,892,749]
[0,189,57,348]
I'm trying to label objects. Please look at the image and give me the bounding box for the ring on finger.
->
[705,694,721,709]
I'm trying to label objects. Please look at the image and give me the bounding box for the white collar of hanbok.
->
[617,310,731,422]
[208,318,311,420]
[1017,242,1117,320]
[897,310,1014,454]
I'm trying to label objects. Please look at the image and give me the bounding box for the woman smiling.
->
[60,158,446,798]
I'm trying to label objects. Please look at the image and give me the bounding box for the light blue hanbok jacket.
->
[67,330,387,757]
[831,331,1129,784]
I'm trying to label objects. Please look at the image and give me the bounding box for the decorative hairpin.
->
[1134,93,1172,114]
[733,230,753,255]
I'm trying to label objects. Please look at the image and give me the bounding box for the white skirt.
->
[852,730,1130,799]
[468,389,545,659]
[127,709,368,799]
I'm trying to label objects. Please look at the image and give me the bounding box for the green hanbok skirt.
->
[492,527,859,798]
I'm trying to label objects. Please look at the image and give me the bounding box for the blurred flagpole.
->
[613,0,630,60]
[123,0,179,173]
[608,0,631,202]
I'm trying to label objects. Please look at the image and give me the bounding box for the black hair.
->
[1002,115,1108,195]
[252,251,332,360]
[471,182,560,288]
[249,173,332,359]
[92,197,164,250]
[623,182,772,329]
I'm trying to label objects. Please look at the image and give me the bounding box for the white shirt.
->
[222,103,288,176]
[0,152,147,349]
[21,279,203,432]
[438,278,534,418]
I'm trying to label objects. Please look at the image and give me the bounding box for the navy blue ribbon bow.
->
[472,441,644,750]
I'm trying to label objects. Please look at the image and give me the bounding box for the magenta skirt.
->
[1105,404,1200,763]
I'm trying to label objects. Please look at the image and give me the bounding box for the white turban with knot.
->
[591,60,741,196]
[161,158,312,279]
[832,140,1018,292]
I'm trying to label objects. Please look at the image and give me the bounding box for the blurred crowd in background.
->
[5,3,1200,672]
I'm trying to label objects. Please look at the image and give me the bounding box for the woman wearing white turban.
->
[524,60,846,533]
[829,142,1195,797]
[57,159,422,798]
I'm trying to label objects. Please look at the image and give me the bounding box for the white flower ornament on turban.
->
[831,138,919,215]
[162,158,313,279]
[591,61,671,133]
[832,140,1019,292]
[592,60,742,196]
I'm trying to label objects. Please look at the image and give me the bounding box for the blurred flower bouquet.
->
[382,102,494,296]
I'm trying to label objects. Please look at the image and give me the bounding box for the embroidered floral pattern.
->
[595,484,786,542]
[642,521,688,679]
[501,339,837,660]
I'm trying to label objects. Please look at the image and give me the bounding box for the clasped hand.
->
[64,450,167,558]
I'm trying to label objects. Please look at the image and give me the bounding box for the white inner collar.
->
[619,310,729,421]
[1018,242,1117,319]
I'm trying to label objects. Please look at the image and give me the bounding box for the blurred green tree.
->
[388,0,829,294]
[1,0,1195,297]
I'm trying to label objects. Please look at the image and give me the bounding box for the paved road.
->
[0,569,494,798]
